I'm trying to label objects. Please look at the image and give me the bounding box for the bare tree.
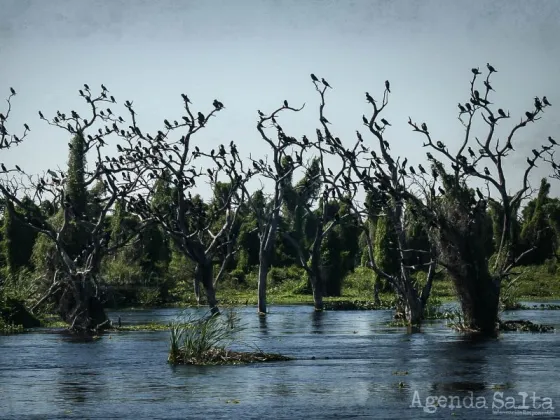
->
[0,85,148,333]
[304,76,437,324]
[237,100,307,314]
[115,94,248,314]
[402,64,556,333]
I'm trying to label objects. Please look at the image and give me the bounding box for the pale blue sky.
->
[1,0,559,199]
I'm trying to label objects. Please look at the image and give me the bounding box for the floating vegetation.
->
[323,299,393,311]
[499,320,555,333]
[168,309,291,366]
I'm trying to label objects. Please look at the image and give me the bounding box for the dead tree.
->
[405,65,556,333]
[115,94,247,314]
[237,100,307,314]
[0,85,148,333]
[307,75,437,324]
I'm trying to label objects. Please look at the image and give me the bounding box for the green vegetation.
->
[168,310,291,365]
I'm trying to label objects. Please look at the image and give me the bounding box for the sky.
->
[1,0,560,201]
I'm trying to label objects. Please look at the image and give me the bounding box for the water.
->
[1,304,559,419]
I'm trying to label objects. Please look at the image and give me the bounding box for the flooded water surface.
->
[1,305,559,419]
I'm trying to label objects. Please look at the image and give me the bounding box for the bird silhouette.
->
[527,157,536,167]
[381,118,391,126]
[181,94,191,104]
[534,97,542,111]
[321,116,331,124]
[498,109,506,118]
[468,147,476,158]
[311,74,318,82]
[418,164,426,174]
[322,78,332,88]
[549,136,557,145]
[484,81,494,91]
[525,111,535,121]
[283,100,289,107]
[385,80,390,92]
[1,163,6,171]
[487,63,496,73]
[458,103,466,112]
[197,112,205,126]
[543,96,551,106]
[421,123,428,132]
[366,92,375,104]
[10,87,16,95]
[532,149,539,157]
[484,167,490,176]
[472,68,481,75]
[362,115,368,125]
[476,188,484,200]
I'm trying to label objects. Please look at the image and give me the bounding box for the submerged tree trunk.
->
[310,273,324,311]
[257,253,269,314]
[199,259,219,314]
[57,274,108,333]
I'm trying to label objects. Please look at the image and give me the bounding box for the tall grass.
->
[168,309,242,364]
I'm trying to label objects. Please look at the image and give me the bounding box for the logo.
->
[410,390,555,416]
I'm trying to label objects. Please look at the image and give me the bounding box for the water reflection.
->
[0,306,558,419]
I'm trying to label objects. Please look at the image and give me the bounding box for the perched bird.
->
[311,74,319,82]
[498,109,506,118]
[101,84,107,91]
[181,94,191,104]
[527,157,536,167]
[385,80,390,92]
[534,97,542,111]
[476,188,484,200]
[465,103,472,112]
[484,81,494,91]
[197,112,205,126]
[484,167,490,176]
[10,87,16,95]
[549,136,557,145]
[366,92,375,104]
[421,122,428,132]
[283,100,289,107]
[321,78,332,88]
[418,164,426,174]
[381,118,391,126]
[24,123,30,131]
[362,115,369,125]
[38,111,44,119]
[321,116,330,124]
[525,111,535,121]
[84,84,90,91]
[532,149,539,157]
[487,63,497,73]
[543,96,551,106]
[468,147,476,158]
[409,166,416,175]
[458,103,466,112]
[1,163,6,171]
[472,68,481,75]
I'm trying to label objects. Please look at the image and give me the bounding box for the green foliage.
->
[66,133,88,216]
[373,216,398,291]
[1,199,38,274]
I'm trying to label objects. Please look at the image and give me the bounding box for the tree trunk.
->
[193,264,202,305]
[257,253,269,314]
[403,290,424,326]
[309,273,324,311]
[57,274,108,334]
[199,260,219,314]
[373,278,381,306]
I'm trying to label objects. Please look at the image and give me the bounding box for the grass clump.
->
[168,309,291,365]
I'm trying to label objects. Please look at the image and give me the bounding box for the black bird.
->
[473,90,480,99]
[15,165,21,171]
[283,100,289,107]
[381,118,391,126]
[38,111,44,119]
[101,84,107,91]
[1,163,6,171]
[436,141,445,149]
[527,157,536,167]
[534,97,542,111]
[311,74,318,82]
[438,186,446,195]
[79,89,84,96]
[10,87,16,95]
[487,63,497,73]
[476,188,484,200]
[418,164,426,174]
[488,115,497,124]
[24,123,30,131]
[302,135,309,145]
[465,103,472,111]
[366,92,375,104]
[525,111,534,121]
[549,136,557,145]
[484,167,490,176]
[374,122,382,131]
[321,116,331,124]
[362,115,369,125]
[543,96,551,106]
[409,166,416,175]
[181,94,191,104]
[458,103,466,112]
[321,78,332,88]
[421,123,428,132]
[484,81,494,91]
[426,152,434,160]
[468,147,476,158]
[385,80,390,92]
[498,109,506,118]
[84,84,90,91]
[472,68,481,75]
[532,149,539,157]
[197,112,205,126]
[111,95,116,103]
